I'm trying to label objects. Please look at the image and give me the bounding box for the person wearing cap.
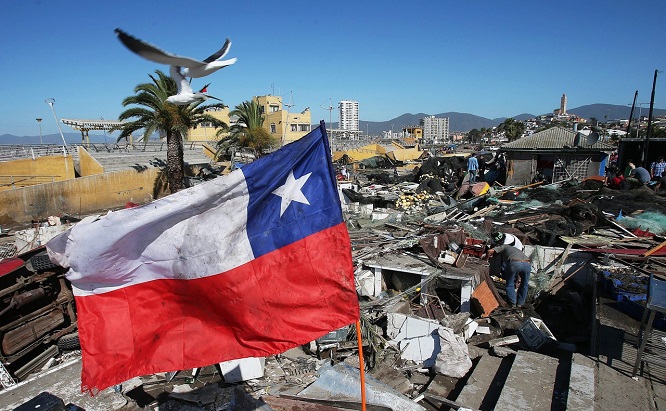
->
[487,235,531,307]
[492,231,524,252]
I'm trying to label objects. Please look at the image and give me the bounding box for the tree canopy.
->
[116,70,228,193]
[216,100,277,160]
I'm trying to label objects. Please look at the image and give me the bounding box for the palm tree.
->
[497,118,526,142]
[116,70,228,193]
[216,100,277,160]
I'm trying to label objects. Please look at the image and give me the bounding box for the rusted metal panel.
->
[2,309,64,355]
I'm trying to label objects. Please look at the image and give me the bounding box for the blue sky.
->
[2,0,665,137]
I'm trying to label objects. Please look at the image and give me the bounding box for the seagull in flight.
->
[114,28,237,78]
[167,66,223,105]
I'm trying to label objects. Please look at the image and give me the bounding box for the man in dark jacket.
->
[488,243,531,307]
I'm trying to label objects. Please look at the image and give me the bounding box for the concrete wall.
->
[186,106,230,141]
[506,152,605,186]
[0,168,160,227]
[0,154,75,191]
[77,146,104,176]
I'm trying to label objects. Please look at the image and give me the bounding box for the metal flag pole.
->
[355,320,367,411]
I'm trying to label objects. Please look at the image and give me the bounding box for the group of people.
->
[486,231,531,308]
[607,156,666,191]
[467,152,507,185]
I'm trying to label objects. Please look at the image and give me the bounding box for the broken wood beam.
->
[642,240,666,257]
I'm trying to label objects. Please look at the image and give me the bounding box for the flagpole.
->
[355,320,367,411]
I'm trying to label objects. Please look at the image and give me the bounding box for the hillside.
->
[359,104,666,135]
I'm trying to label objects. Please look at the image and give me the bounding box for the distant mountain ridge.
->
[2,104,665,143]
[357,103,666,135]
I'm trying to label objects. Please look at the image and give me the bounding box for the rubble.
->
[7,154,666,410]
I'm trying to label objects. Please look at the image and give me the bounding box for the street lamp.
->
[36,118,42,144]
[44,98,68,149]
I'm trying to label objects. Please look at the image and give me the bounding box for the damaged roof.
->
[502,126,616,151]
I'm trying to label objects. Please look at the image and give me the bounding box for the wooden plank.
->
[642,240,666,257]
[471,281,500,317]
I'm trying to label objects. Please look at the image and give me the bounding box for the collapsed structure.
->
[2,136,666,410]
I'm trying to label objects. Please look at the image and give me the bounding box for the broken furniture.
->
[632,274,666,377]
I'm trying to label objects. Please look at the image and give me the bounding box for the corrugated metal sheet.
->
[502,127,615,151]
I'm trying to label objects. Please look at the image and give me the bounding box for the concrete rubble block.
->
[168,383,236,410]
[0,359,127,410]
[298,362,426,411]
[567,353,595,411]
[228,387,274,411]
[494,350,560,411]
[455,354,509,411]
[440,312,472,334]
[491,346,517,357]
[433,327,473,378]
[218,357,265,383]
[355,269,375,296]
[462,318,479,342]
[425,374,459,399]
[369,364,413,394]
[387,313,442,366]
[488,335,520,347]
[386,299,412,315]
[466,344,487,359]
[386,313,440,340]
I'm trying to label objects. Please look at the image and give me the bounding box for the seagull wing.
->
[182,58,237,78]
[115,28,206,69]
[202,38,231,63]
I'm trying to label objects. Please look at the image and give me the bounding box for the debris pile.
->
[9,155,666,410]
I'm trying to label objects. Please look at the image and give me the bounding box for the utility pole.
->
[644,69,660,163]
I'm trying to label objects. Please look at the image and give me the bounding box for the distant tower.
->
[560,93,567,115]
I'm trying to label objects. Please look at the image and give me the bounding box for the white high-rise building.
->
[420,115,449,143]
[339,100,359,131]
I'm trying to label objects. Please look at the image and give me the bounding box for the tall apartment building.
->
[420,115,449,143]
[560,93,567,115]
[254,95,311,145]
[337,100,361,139]
[339,100,359,131]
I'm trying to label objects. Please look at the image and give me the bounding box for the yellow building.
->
[186,106,231,141]
[254,95,312,145]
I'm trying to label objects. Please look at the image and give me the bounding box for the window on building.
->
[291,124,298,132]
[270,105,279,113]
[299,124,310,132]
[270,123,277,133]
[552,156,591,182]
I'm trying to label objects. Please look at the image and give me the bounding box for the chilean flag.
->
[46,122,360,393]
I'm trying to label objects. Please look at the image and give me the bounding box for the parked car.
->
[0,247,77,381]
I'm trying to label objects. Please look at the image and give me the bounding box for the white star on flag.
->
[272,170,312,217]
